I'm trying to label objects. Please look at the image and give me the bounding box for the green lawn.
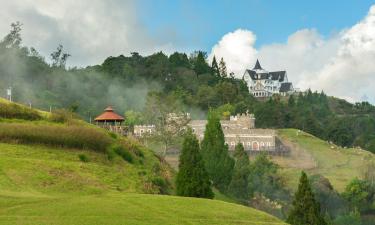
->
[0,193,286,225]
[0,143,285,225]
[276,129,375,192]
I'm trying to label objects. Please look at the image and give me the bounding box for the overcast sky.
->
[1,0,375,103]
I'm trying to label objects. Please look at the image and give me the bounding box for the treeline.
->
[2,22,375,153]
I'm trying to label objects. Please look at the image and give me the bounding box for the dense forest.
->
[1,22,375,153]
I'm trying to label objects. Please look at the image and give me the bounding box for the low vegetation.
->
[0,122,113,152]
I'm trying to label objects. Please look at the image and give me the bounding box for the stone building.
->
[133,125,156,137]
[189,113,286,154]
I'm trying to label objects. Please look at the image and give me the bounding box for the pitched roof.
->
[94,106,124,121]
[245,70,286,81]
[279,82,293,92]
[253,59,262,70]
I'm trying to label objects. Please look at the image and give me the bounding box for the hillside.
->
[0,99,285,225]
[0,193,286,225]
[275,129,375,192]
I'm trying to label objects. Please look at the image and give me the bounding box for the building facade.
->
[189,113,284,153]
[243,60,294,98]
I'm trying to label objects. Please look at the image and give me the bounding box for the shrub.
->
[112,145,134,163]
[78,154,90,162]
[0,123,113,152]
[106,148,116,161]
[48,109,80,123]
[151,176,169,194]
[0,102,42,120]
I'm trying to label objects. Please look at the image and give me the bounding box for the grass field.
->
[276,129,375,192]
[0,142,286,225]
[0,193,286,225]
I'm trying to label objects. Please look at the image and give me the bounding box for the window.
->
[231,142,235,146]
[247,142,251,146]
[260,142,265,147]
[140,129,144,133]
[147,129,152,133]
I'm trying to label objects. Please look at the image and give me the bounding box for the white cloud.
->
[208,29,258,76]
[209,5,375,103]
[0,0,175,67]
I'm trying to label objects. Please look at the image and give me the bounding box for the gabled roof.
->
[94,106,124,121]
[279,82,293,92]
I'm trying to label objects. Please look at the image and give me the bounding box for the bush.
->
[78,154,90,162]
[0,123,113,152]
[112,145,134,163]
[0,102,42,120]
[151,176,168,194]
[48,109,81,123]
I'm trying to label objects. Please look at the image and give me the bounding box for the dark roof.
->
[279,82,293,92]
[253,59,262,70]
[94,106,125,121]
[245,70,286,82]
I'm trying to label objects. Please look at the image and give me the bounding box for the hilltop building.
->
[189,113,288,155]
[243,59,294,98]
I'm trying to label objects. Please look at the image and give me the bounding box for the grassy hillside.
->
[0,99,285,224]
[0,193,286,225]
[275,129,375,192]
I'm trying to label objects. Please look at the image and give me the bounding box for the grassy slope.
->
[0,143,285,225]
[275,129,375,192]
[0,99,285,225]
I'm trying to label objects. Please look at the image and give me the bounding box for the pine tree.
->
[219,57,227,78]
[176,129,214,199]
[211,55,220,77]
[287,171,327,225]
[228,143,250,200]
[201,112,234,191]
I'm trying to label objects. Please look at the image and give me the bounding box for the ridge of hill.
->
[275,129,375,192]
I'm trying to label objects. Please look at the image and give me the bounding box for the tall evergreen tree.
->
[176,129,214,199]
[219,57,227,78]
[211,55,220,77]
[201,112,234,191]
[228,143,250,200]
[287,171,327,225]
[192,51,210,75]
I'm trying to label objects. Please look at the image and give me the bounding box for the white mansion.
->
[243,60,294,98]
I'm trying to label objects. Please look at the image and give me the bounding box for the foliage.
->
[310,175,348,218]
[287,171,327,225]
[78,153,90,162]
[111,144,134,163]
[333,210,362,225]
[228,143,250,200]
[248,153,288,201]
[0,122,113,152]
[342,178,375,213]
[0,102,42,120]
[201,112,234,192]
[176,130,213,199]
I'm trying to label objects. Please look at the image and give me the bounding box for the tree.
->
[219,57,227,78]
[211,55,220,77]
[50,44,71,68]
[228,143,250,200]
[176,129,214,199]
[342,178,375,213]
[201,111,234,191]
[143,92,188,155]
[247,153,287,201]
[287,171,327,225]
[191,51,210,75]
[1,21,22,48]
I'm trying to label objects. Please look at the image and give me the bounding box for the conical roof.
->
[253,59,263,70]
[94,106,124,121]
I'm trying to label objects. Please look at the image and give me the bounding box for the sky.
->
[1,0,375,103]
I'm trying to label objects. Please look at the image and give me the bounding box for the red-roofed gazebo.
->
[94,106,124,126]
